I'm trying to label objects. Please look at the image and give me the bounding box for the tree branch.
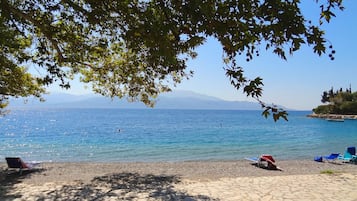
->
[7,4,65,63]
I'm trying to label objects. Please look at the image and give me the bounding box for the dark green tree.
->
[321,91,329,103]
[314,87,357,115]
[0,0,345,120]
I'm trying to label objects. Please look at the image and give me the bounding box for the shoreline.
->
[307,113,357,119]
[2,159,357,182]
[1,160,357,200]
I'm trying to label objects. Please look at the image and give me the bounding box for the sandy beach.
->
[1,160,357,200]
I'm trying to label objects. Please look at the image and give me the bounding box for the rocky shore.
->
[307,113,357,119]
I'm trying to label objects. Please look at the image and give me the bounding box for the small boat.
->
[326,118,344,122]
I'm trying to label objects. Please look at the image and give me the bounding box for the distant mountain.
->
[155,91,261,110]
[8,90,270,110]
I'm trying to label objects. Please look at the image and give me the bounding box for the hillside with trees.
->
[313,87,357,115]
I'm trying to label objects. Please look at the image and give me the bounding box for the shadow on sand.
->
[0,167,44,200]
[250,163,283,171]
[1,169,218,201]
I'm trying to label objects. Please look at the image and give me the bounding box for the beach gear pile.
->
[245,154,283,171]
[314,146,357,164]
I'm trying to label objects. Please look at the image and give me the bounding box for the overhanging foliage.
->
[0,0,344,120]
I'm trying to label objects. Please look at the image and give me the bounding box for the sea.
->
[1,109,356,163]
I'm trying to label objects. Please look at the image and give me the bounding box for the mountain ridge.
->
[8,90,282,110]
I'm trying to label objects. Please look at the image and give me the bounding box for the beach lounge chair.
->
[338,151,353,162]
[323,153,340,162]
[338,146,356,163]
[314,156,323,162]
[347,146,356,155]
[5,157,41,175]
[351,156,357,164]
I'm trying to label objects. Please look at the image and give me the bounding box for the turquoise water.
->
[0,109,356,162]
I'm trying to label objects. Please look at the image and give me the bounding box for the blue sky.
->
[49,1,357,110]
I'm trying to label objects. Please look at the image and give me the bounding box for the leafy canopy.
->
[0,0,344,120]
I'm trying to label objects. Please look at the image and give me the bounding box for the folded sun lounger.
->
[244,157,259,163]
[323,153,340,162]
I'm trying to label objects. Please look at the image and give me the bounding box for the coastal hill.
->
[312,87,357,115]
[8,90,277,110]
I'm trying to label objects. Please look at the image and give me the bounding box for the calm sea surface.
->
[1,109,356,162]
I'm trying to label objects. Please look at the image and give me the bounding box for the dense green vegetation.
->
[313,87,357,115]
[0,1,345,120]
